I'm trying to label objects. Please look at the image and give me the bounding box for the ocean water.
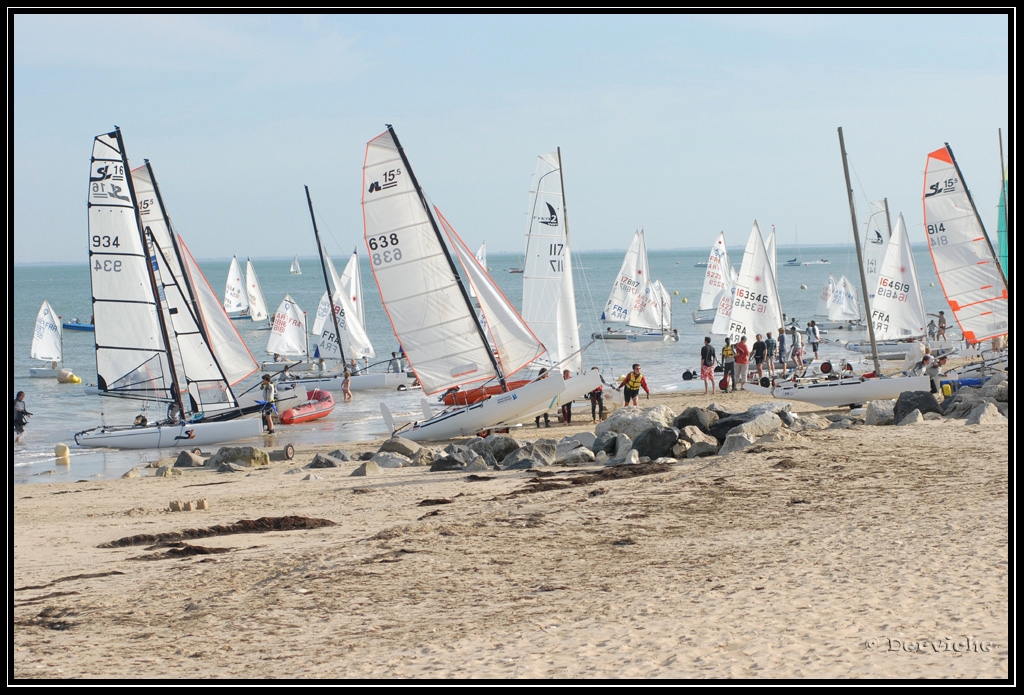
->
[12,242,950,484]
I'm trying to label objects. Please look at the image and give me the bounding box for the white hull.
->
[744,375,930,408]
[519,371,603,420]
[29,367,60,378]
[286,371,416,392]
[692,310,714,325]
[261,360,317,373]
[844,341,909,360]
[75,416,263,449]
[385,372,568,442]
[592,330,676,342]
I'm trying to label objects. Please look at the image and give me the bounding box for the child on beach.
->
[342,371,353,402]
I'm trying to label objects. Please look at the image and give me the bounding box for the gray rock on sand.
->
[350,460,382,476]
[718,432,757,456]
[630,426,680,460]
[893,391,941,424]
[467,434,520,464]
[966,402,1007,425]
[865,400,896,426]
[377,437,422,458]
[595,404,676,440]
[896,409,924,426]
[310,452,348,468]
[173,450,206,467]
[206,446,270,469]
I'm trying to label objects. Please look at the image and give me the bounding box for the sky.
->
[11,12,1011,264]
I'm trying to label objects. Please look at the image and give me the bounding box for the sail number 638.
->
[370,233,402,266]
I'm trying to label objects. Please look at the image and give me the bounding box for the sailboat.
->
[593,229,677,341]
[290,255,302,274]
[722,220,784,346]
[363,125,598,441]
[244,258,270,328]
[75,128,264,448]
[862,199,892,303]
[745,127,929,407]
[223,256,248,319]
[922,143,1009,346]
[339,247,366,328]
[29,300,65,378]
[693,231,735,325]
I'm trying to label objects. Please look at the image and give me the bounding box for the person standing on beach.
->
[616,363,650,406]
[720,338,736,392]
[734,335,750,387]
[342,370,353,402]
[700,336,717,395]
[805,320,821,361]
[259,374,276,434]
[12,391,30,443]
[752,334,767,380]
[534,368,551,427]
[789,326,805,374]
[764,331,777,377]
[587,367,606,423]
[560,369,573,425]
[929,311,948,340]
[776,327,787,372]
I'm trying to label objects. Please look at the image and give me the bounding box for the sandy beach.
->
[13,383,1009,680]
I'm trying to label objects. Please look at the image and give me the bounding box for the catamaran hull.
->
[591,331,677,342]
[388,373,567,442]
[517,371,603,422]
[75,417,264,449]
[743,375,930,408]
[287,372,416,392]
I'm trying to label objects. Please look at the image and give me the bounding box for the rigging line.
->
[571,246,615,375]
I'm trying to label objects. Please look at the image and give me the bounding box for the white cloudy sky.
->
[11,12,1010,263]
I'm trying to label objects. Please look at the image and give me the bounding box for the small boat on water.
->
[280,389,335,425]
[62,319,94,332]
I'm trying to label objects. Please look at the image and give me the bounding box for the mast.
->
[305,185,348,367]
[944,143,1008,289]
[837,127,882,377]
[112,128,187,416]
[386,125,507,390]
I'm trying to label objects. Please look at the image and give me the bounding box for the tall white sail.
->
[323,247,341,294]
[863,199,891,301]
[223,256,246,315]
[131,162,259,387]
[922,145,1009,343]
[828,275,862,322]
[699,232,734,311]
[601,230,648,324]
[339,249,365,327]
[31,300,62,363]
[311,288,375,360]
[439,207,546,377]
[88,131,173,400]
[245,258,269,322]
[362,127,501,395]
[290,255,302,274]
[655,280,672,331]
[870,213,926,340]
[725,221,783,344]
[816,274,837,316]
[766,225,778,282]
[267,295,307,357]
[521,151,581,372]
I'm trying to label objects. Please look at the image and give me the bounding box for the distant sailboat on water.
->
[290,255,302,274]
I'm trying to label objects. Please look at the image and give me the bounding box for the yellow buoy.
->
[55,443,70,457]
[681,297,688,303]
[673,290,678,295]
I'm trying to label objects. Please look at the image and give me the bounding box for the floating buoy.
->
[930,282,935,286]
[54,443,69,457]
[674,290,679,295]
[800,284,808,290]
[682,297,688,303]
[57,369,79,384]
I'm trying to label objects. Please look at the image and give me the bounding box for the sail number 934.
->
[369,233,402,266]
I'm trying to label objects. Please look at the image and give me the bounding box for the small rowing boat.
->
[280,389,335,425]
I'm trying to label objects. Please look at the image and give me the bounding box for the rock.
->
[686,440,719,459]
[377,437,422,458]
[630,426,680,460]
[893,391,941,424]
[613,433,633,459]
[217,462,249,473]
[429,456,465,472]
[592,432,618,455]
[718,432,757,455]
[607,449,640,466]
[594,450,609,463]
[206,446,270,469]
[302,473,323,481]
[788,413,830,432]
[122,467,142,479]
[327,449,352,461]
[671,406,719,433]
[556,447,596,465]
[155,465,182,478]
[679,425,719,449]
[865,400,896,426]
[896,409,924,426]
[777,410,800,427]
[570,431,597,450]
[173,450,206,467]
[708,412,757,442]
[350,460,382,476]
[731,412,782,438]
[501,439,557,470]
[595,404,676,440]
[671,441,691,458]
[371,452,413,469]
[467,434,520,463]
[827,418,857,429]
[966,402,1007,425]
[556,438,585,460]
[309,452,347,468]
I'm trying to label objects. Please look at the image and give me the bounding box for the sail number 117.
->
[548,242,564,272]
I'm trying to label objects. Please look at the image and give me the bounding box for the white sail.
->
[699,232,734,311]
[863,199,891,301]
[290,255,302,274]
[476,242,487,267]
[655,280,673,331]
[339,249,366,327]
[267,295,307,357]
[362,127,501,395]
[922,145,1009,343]
[521,151,582,372]
[223,256,246,315]
[312,288,375,360]
[88,132,174,400]
[816,274,837,316]
[131,162,258,387]
[725,221,783,344]
[870,213,927,340]
[766,225,778,282]
[245,258,269,322]
[439,206,546,377]
[828,274,862,322]
[601,230,646,324]
[31,300,62,363]
[323,247,341,293]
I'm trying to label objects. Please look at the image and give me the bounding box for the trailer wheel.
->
[284,443,295,460]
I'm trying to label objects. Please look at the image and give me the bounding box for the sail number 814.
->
[370,233,402,266]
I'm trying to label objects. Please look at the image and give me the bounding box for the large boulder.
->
[731,412,783,438]
[718,432,757,456]
[630,426,680,460]
[310,452,348,468]
[966,402,1008,425]
[708,412,757,442]
[467,434,520,464]
[894,391,942,423]
[864,400,896,426]
[206,446,269,469]
[369,452,412,469]
[671,407,718,434]
[377,437,422,458]
[501,439,557,469]
[595,404,676,440]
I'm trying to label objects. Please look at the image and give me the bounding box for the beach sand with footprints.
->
[13,376,1009,679]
